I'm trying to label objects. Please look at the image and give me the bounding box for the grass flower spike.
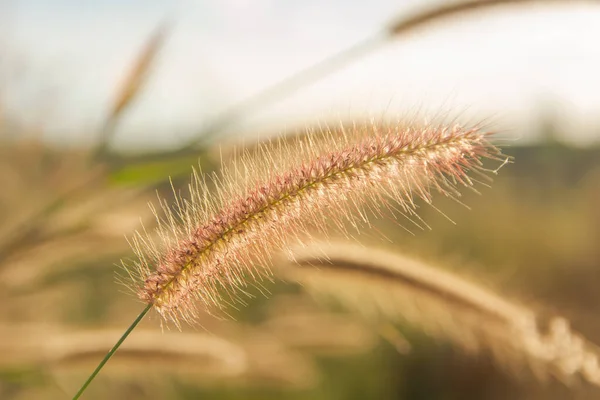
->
[126,121,503,325]
[282,241,600,386]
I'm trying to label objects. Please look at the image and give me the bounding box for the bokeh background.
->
[2,0,600,399]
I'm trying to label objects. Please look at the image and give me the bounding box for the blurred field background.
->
[2,1,600,399]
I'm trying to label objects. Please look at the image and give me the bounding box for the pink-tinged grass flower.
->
[124,121,505,326]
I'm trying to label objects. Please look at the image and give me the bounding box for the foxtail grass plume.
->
[125,120,504,325]
[282,241,600,387]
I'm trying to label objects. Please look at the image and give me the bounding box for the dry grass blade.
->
[177,35,385,149]
[95,21,169,156]
[0,325,247,377]
[387,0,586,36]
[0,141,104,265]
[281,241,600,387]
[0,139,157,323]
[0,324,320,395]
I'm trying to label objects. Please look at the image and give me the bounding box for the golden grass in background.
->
[2,0,600,399]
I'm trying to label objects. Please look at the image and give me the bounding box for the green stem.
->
[71,304,152,400]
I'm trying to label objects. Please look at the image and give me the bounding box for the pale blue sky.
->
[3,0,600,148]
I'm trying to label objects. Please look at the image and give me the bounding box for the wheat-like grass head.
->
[123,119,505,326]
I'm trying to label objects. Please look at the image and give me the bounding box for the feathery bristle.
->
[125,120,504,325]
[281,241,600,387]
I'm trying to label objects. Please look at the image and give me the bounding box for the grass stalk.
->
[71,304,152,400]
